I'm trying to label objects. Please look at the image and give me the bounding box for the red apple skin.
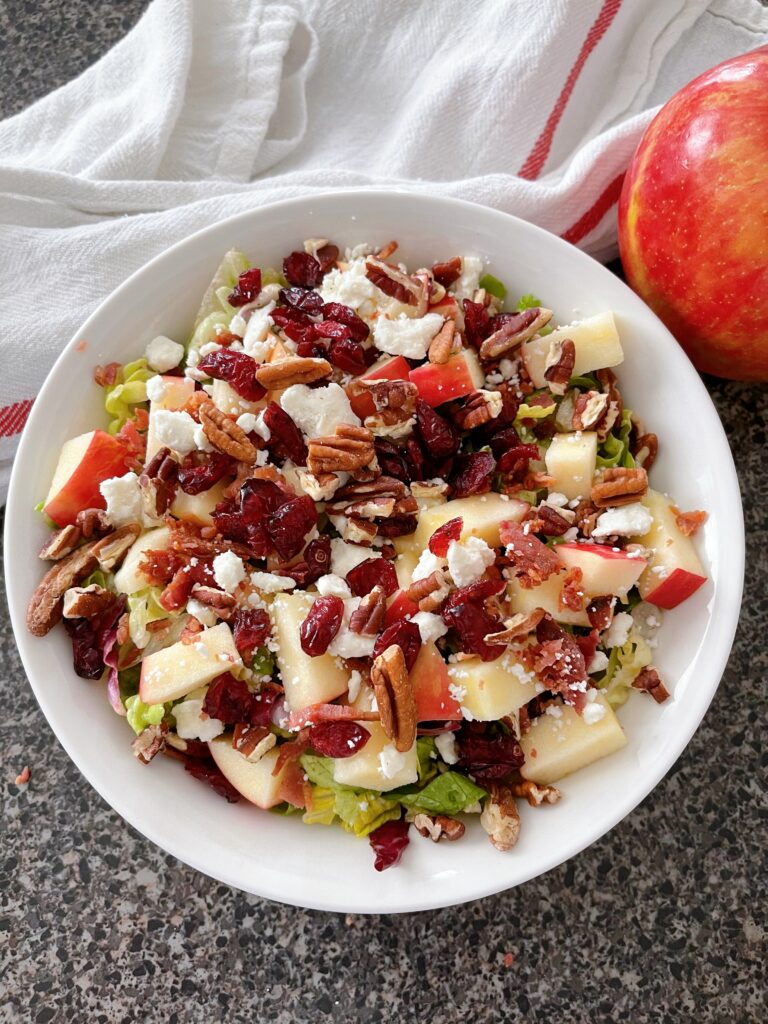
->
[643,568,707,609]
[347,355,411,419]
[409,351,481,406]
[45,430,130,527]
[384,590,419,628]
[618,46,768,381]
[410,644,462,722]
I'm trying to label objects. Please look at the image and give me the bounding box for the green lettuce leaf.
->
[595,632,653,708]
[597,409,635,470]
[192,249,251,333]
[300,753,340,790]
[301,787,337,826]
[394,772,486,816]
[125,694,166,735]
[299,755,401,836]
[103,358,154,434]
[516,400,556,420]
[127,586,170,649]
[252,646,276,678]
[479,273,507,300]
[515,293,541,311]
[416,737,438,784]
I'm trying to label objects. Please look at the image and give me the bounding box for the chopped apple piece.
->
[385,589,419,628]
[270,592,349,711]
[170,479,228,527]
[544,432,598,501]
[428,294,461,321]
[412,643,462,721]
[394,550,420,590]
[139,622,242,704]
[634,489,707,608]
[113,526,171,595]
[332,722,418,792]
[145,375,195,461]
[208,740,286,809]
[447,652,538,723]
[209,379,263,419]
[409,348,484,407]
[395,493,529,557]
[556,542,646,598]
[347,355,411,419]
[44,430,130,527]
[507,573,590,627]
[522,312,623,387]
[520,694,626,785]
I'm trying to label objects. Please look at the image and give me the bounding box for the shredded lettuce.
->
[192,249,251,332]
[125,694,165,734]
[597,408,635,470]
[118,664,141,704]
[299,755,400,836]
[393,772,487,816]
[596,632,653,708]
[252,646,276,678]
[262,267,287,288]
[515,293,541,311]
[479,274,507,300]
[301,787,337,826]
[127,586,169,649]
[416,737,438,784]
[103,358,153,434]
[516,400,556,421]
[83,568,114,592]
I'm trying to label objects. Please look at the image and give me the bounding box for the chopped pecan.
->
[38,524,82,561]
[27,538,102,636]
[376,240,398,260]
[93,362,121,387]
[480,784,521,851]
[371,644,417,753]
[406,569,451,612]
[349,586,387,635]
[632,667,670,703]
[139,474,176,518]
[190,584,237,619]
[524,504,572,537]
[410,480,449,502]
[543,339,575,396]
[500,521,562,588]
[199,402,257,463]
[431,256,462,288]
[233,723,276,763]
[427,319,456,364]
[671,506,707,537]
[93,523,142,570]
[132,723,168,765]
[453,390,502,430]
[296,469,342,502]
[632,431,658,471]
[307,424,377,475]
[413,813,466,842]
[359,378,417,415]
[591,467,648,508]
[144,446,179,484]
[364,257,425,307]
[344,516,378,545]
[508,779,560,807]
[478,308,553,361]
[62,584,114,619]
[484,608,546,645]
[75,507,110,538]
[255,356,332,390]
[586,595,615,632]
[572,390,609,430]
[573,498,599,538]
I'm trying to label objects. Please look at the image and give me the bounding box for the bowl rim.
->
[5,189,745,913]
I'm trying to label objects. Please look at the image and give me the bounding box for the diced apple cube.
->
[270,592,349,711]
[44,430,130,527]
[412,643,462,721]
[210,379,263,419]
[556,542,646,598]
[409,348,484,407]
[507,573,590,627]
[447,652,538,723]
[331,722,418,792]
[170,479,228,527]
[520,694,627,785]
[145,376,195,461]
[139,622,242,704]
[633,489,707,609]
[544,432,598,501]
[113,526,171,595]
[208,740,286,809]
[522,312,623,387]
[395,493,529,557]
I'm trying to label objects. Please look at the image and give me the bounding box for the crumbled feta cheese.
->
[562,527,579,542]
[477,389,504,420]
[347,669,363,703]
[236,412,258,434]
[378,744,413,781]
[145,375,167,403]
[241,302,276,360]
[498,358,518,380]
[330,538,379,577]
[253,410,271,441]
[411,548,445,583]
[319,259,382,321]
[451,255,485,301]
[152,409,198,455]
[145,335,184,373]
[446,536,496,587]
[213,551,246,594]
[99,472,142,527]
[316,574,353,599]
[448,682,467,703]
[372,312,444,360]
[412,611,448,645]
[328,617,377,659]
[250,571,296,593]
[588,650,609,674]
[592,502,653,539]
[172,698,224,741]
[582,693,607,725]
[199,340,222,357]
[255,449,269,466]
[186,598,218,628]
[546,492,569,508]
[435,731,459,765]
[280,382,360,440]
[229,312,247,336]
[602,611,633,649]
[193,424,215,452]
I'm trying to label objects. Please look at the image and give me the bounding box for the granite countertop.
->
[1,5,765,1022]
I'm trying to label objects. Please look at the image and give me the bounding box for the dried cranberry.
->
[177,451,232,495]
[463,299,491,350]
[184,758,241,802]
[375,515,418,538]
[374,439,411,482]
[576,629,600,666]
[450,452,495,498]
[369,818,410,871]
[279,287,324,316]
[300,596,344,656]
[161,560,215,611]
[533,418,557,441]
[328,337,368,375]
[227,268,262,308]
[496,443,539,477]
[232,608,271,659]
[321,302,369,343]
[263,402,307,465]
[63,616,103,679]
[372,620,421,671]
[197,350,265,402]
[271,305,314,328]
[442,601,503,662]
[431,256,462,288]
[455,722,524,780]
[267,494,318,561]
[314,320,351,340]
[428,517,463,557]
[442,577,505,612]
[283,251,322,288]
[346,557,398,598]
[279,536,332,587]
[415,400,460,459]
[296,338,328,359]
[488,426,522,459]
[309,720,371,758]
[203,673,257,725]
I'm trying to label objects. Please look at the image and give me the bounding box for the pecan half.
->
[371,644,417,753]
[524,504,572,537]
[484,608,546,645]
[479,307,553,361]
[364,257,425,307]
[406,569,450,612]
[431,256,462,288]
[190,584,237,619]
[38,524,82,561]
[132,724,168,765]
[307,424,376,475]
[428,319,456,364]
[453,389,502,430]
[344,517,378,545]
[413,813,466,842]
[632,666,670,704]
[27,538,102,636]
[62,584,114,619]
[480,784,521,851]
[572,390,609,430]
[93,523,141,570]
[139,446,178,516]
[632,431,658,471]
[233,723,276,763]
[591,467,648,508]
[543,338,575,396]
[296,469,343,502]
[75,508,110,538]
[508,779,560,807]
[255,356,332,390]
[359,378,418,415]
[199,402,257,463]
[349,586,387,635]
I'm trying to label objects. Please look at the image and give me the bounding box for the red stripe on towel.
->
[561,172,625,245]
[0,399,34,438]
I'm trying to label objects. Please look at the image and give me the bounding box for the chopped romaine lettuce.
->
[597,409,635,469]
[394,772,486,816]
[516,400,556,420]
[252,646,276,678]
[515,293,541,311]
[192,249,251,333]
[479,274,507,300]
[125,694,165,734]
[595,632,653,708]
[103,358,153,434]
[416,737,438,784]
[127,586,169,649]
[299,754,400,836]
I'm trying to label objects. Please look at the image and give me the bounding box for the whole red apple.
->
[618,46,768,381]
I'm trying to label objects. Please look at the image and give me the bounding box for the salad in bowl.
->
[25,237,708,872]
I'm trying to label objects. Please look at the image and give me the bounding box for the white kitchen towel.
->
[1,0,766,500]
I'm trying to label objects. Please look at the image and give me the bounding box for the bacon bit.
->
[286,704,380,730]
[277,758,308,808]
[93,362,121,387]
[586,595,615,632]
[528,615,589,709]
[632,667,670,703]
[499,521,561,589]
[273,728,311,776]
[559,566,585,611]
[671,506,708,537]
[14,765,31,786]
[180,617,204,643]
[75,339,88,352]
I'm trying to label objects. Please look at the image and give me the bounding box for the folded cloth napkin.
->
[1,0,766,501]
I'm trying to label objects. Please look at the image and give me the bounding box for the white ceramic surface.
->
[5,191,744,913]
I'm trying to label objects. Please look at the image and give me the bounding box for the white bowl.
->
[5,191,744,913]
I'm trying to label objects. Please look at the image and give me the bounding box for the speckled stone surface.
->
[1,4,766,1022]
